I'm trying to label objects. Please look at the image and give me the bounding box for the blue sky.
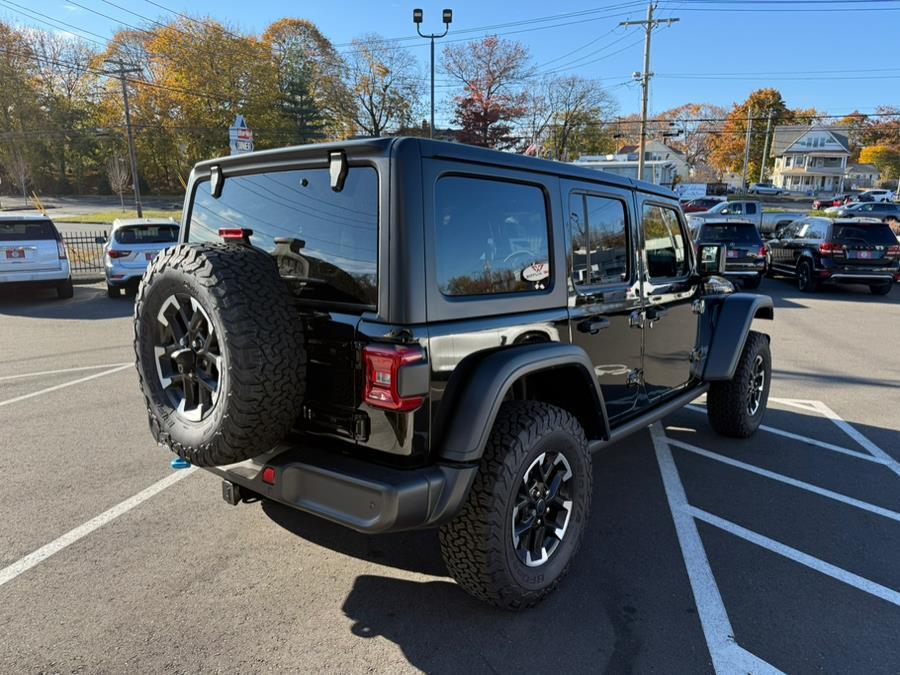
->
[7,0,900,125]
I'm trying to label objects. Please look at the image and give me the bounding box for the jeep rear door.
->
[563,181,644,422]
[637,197,701,401]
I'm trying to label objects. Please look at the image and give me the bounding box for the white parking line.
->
[0,468,196,589]
[684,404,887,465]
[689,506,900,608]
[812,401,900,480]
[667,437,900,524]
[650,423,783,675]
[0,364,132,408]
[0,363,131,382]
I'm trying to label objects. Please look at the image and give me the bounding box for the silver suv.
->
[100,218,179,297]
[0,216,73,299]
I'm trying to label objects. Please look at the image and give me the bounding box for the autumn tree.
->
[443,36,531,149]
[656,103,727,174]
[340,33,421,137]
[859,145,900,180]
[536,75,616,161]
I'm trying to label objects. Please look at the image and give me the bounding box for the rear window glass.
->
[697,223,761,244]
[0,220,57,241]
[114,225,179,244]
[435,176,550,296]
[833,223,898,246]
[188,167,378,307]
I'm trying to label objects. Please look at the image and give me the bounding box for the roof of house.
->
[770,125,850,156]
[846,163,879,174]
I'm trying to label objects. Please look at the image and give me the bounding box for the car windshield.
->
[832,223,898,246]
[0,220,57,241]
[697,223,761,244]
[114,225,179,244]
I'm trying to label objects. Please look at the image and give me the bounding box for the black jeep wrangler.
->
[134,138,773,609]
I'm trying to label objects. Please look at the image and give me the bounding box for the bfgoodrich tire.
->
[439,401,592,610]
[134,243,306,467]
[707,331,771,438]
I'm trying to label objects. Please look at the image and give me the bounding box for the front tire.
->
[439,401,592,610]
[707,331,771,438]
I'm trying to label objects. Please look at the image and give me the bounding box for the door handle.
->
[577,317,610,335]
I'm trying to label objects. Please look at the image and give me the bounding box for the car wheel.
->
[707,331,771,438]
[870,282,893,296]
[134,243,307,467]
[106,284,120,298]
[797,259,818,293]
[743,275,761,290]
[57,279,74,299]
[439,401,592,610]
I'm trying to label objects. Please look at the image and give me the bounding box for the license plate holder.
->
[726,250,739,258]
[848,250,876,260]
[5,248,25,259]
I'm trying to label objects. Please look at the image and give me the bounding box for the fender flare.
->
[703,292,774,381]
[434,343,609,463]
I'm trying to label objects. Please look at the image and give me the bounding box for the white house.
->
[845,163,880,189]
[573,141,689,188]
[770,126,850,193]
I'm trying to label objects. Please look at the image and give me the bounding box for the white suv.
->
[100,218,179,297]
[858,189,895,203]
[0,216,73,299]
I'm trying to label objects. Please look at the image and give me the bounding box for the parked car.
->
[686,199,804,236]
[856,189,895,203]
[748,183,782,196]
[767,216,899,295]
[813,193,855,210]
[0,216,73,299]
[131,137,775,609]
[828,202,900,222]
[681,197,725,213]
[694,220,767,289]
[99,218,179,297]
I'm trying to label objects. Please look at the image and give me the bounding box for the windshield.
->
[188,166,378,307]
[114,225,179,244]
[0,220,57,241]
[833,223,898,246]
[697,223,761,244]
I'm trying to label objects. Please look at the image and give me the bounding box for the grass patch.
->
[55,209,181,224]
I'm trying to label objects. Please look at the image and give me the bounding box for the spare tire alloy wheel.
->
[512,451,573,567]
[154,294,222,422]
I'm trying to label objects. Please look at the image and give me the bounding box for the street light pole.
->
[414,8,452,139]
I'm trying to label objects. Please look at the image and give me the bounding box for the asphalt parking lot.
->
[1,278,898,673]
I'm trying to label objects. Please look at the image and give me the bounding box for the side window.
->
[435,176,550,297]
[642,204,688,280]
[569,193,629,288]
[721,203,742,215]
[808,222,826,240]
[746,203,758,215]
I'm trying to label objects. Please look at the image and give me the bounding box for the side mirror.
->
[697,243,726,276]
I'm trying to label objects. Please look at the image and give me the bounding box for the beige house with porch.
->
[770,126,850,193]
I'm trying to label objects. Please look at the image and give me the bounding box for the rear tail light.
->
[108,249,131,259]
[886,245,900,258]
[758,245,767,257]
[261,467,276,485]
[57,240,67,260]
[818,242,842,257]
[363,344,426,412]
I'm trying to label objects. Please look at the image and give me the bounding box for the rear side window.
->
[0,220,58,241]
[189,167,378,307]
[697,223,761,244]
[746,203,758,215]
[435,176,550,296]
[569,193,629,287]
[833,223,898,246]
[642,204,688,279]
[114,225,179,244]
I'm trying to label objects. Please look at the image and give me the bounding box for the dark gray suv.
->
[133,138,774,609]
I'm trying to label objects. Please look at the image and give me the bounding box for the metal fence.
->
[63,230,108,277]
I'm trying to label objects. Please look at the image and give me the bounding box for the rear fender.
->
[433,343,609,463]
[702,292,773,381]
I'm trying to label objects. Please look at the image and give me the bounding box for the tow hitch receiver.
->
[222,480,242,506]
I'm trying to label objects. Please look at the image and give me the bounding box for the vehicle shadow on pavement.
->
[765,277,900,307]
[0,283,134,320]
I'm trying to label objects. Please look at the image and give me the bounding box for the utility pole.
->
[741,107,753,193]
[414,9,453,139]
[621,3,679,182]
[759,109,774,184]
[105,59,143,217]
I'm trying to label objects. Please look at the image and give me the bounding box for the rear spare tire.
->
[134,243,306,467]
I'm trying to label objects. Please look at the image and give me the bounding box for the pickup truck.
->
[685,200,804,237]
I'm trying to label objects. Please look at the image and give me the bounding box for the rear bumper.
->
[105,262,147,284]
[0,263,70,284]
[207,444,477,534]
